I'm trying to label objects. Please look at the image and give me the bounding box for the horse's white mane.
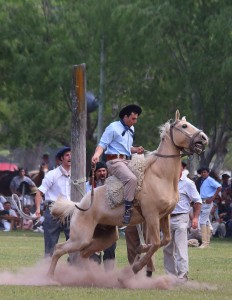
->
[144,115,184,169]
[158,116,186,139]
[158,120,171,139]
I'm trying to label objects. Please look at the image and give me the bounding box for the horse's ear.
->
[175,110,180,121]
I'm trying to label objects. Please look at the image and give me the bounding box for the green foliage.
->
[0,0,232,169]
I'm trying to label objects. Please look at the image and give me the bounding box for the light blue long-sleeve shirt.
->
[98,121,134,157]
[200,176,221,198]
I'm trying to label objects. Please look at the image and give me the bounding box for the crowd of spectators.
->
[0,194,44,232]
[186,171,232,245]
[0,156,47,232]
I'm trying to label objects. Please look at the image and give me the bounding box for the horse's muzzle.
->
[192,132,208,155]
[193,142,205,155]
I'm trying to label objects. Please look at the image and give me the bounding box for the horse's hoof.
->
[132,263,140,274]
[117,265,134,288]
[47,271,54,278]
[117,276,126,288]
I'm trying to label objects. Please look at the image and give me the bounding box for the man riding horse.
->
[92,104,144,224]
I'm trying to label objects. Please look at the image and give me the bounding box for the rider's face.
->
[123,112,138,127]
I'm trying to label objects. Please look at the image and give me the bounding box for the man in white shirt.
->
[0,195,7,206]
[163,163,202,281]
[35,146,71,257]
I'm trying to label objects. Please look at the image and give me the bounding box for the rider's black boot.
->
[122,200,133,225]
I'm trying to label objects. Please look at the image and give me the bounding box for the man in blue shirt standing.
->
[91,104,144,224]
[197,167,222,248]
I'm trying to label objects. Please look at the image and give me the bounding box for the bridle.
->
[154,120,204,158]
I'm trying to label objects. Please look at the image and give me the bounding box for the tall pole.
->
[70,64,87,202]
[97,36,105,143]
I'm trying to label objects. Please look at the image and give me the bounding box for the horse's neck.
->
[157,135,180,156]
[151,135,181,179]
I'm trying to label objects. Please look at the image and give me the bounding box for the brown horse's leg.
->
[136,243,151,254]
[160,215,171,247]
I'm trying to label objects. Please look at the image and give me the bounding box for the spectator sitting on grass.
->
[21,206,34,231]
[0,201,19,232]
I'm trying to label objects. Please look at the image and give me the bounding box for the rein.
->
[154,152,184,158]
[74,164,96,212]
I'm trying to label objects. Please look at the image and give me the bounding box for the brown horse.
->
[29,164,47,187]
[0,170,18,196]
[48,111,208,276]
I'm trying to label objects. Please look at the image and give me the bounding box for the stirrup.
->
[122,209,132,225]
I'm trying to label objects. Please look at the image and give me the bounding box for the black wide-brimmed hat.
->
[56,146,71,160]
[119,104,142,119]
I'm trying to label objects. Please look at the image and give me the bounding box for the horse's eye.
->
[182,124,187,129]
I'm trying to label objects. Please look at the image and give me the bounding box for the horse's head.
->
[170,110,208,155]
[40,163,49,174]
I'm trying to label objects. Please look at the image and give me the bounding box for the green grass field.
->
[0,231,231,300]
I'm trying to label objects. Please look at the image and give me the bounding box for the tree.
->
[0,0,232,173]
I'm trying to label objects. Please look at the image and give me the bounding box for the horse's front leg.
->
[132,215,160,274]
[160,214,171,247]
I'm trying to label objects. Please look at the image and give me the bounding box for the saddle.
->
[105,154,146,208]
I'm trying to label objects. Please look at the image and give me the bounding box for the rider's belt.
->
[106,154,131,161]
[170,213,186,218]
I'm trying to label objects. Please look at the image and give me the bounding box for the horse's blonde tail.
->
[51,198,76,223]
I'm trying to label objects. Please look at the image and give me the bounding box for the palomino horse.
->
[48,111,208,276]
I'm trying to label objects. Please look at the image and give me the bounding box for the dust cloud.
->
[0,258,217,290]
